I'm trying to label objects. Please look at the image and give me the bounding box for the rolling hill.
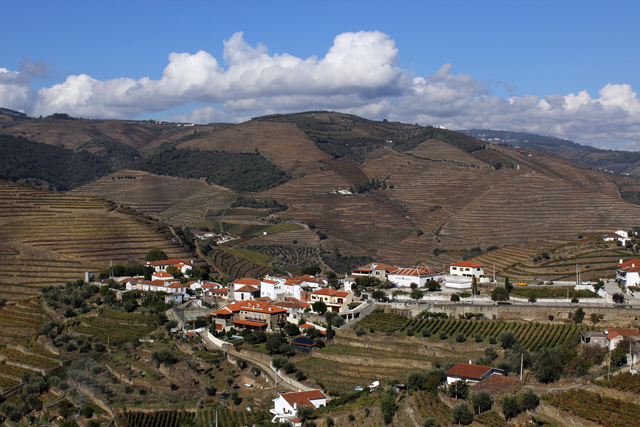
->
[3,110,640,280]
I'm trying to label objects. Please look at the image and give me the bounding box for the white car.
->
[354,386,364,391]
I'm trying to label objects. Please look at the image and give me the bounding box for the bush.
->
[451,402,473,425]
[355,326,366,336]
[455,332,466,343]
[450,294,461,302]
[501,394,520,419]
[422,417,437,427]
[518,388,539,410]
[438,331,447,340]
[474,333,483,342]
[406,328,414,336]
[169,383,179,391]
[422,328,431,338]
[470,390,492,413]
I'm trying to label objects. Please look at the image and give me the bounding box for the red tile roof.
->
[606,328,639,340]
[153,271,174,278]
[450,261,484,268]
[280,390,326,408]
[620,259,640,268]
[353,263,398,273]
[469,373,519,396]
[211,300,287,316]
[389,266,440,276]
[311,288,350,297]
[233,278,262,287]
[233,319,268,328]
[445,363,493,380]
[236,285,260,293]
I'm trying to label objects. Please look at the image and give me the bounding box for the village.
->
[79,227,640,426]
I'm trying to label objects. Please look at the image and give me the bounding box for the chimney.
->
[293,403,297,410]
[621,259,624,264]
[469,360,472,364]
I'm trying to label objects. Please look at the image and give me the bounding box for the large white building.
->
[387,266,441,288]
[617,259,640,288]
[449,261,486,279]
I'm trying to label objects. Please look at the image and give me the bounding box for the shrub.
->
[439,331,447,340]
[501,394,520,419]
[455,332,466,343]
[518,388,539,410]
[451,402,473,425]
[470,390,492,413]
[406,328,414,337]
[422,328,431,338]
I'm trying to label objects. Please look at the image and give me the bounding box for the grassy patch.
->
[224,248,272,267]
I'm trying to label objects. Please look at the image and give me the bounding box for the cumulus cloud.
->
[1,31,640,148]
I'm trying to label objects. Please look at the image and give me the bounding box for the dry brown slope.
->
[437,171,640,248]
[178,120,332,177]
[1,118,223,154]
[0,180,193,301]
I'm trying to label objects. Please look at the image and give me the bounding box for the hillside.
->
[460,128,640,178]
[0,180,197,301]
[5,110,640,275]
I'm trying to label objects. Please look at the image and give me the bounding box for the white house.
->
[618,259,640,288]
[351,263,398,280]
[449,261,486,279]
[387,267,441,288]
[271,390,327,424]
[605,230,630,245]
[445,362,503,385]
[140,259,194,274]
[309,289,353,313]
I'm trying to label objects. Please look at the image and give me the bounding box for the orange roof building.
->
[210,300,287,331]
[445,363,503,384]
[271,390,327,423]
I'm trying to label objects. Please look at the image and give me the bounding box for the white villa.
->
[271,390,327,425]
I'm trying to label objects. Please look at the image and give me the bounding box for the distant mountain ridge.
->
[459,129,640,178]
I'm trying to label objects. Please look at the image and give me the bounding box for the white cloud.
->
[1,31,640,148]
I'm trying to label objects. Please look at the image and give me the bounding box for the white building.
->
[617,259,640,288]
[387,267,441,288]
[605,230,630,245]
[271,390,327,424]
[449,261,486,279]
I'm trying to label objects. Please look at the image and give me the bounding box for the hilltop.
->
[3,110,640,278]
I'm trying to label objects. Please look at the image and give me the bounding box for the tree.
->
[326,322,334,340]
[533,347,563,383]
[528,296,537,303]
[501,394,521,420]
[371,290,386,301]
[498,330,517,349]
[611,347,627,366]
[144,249,168,262]
[283,323,300,336]
[422,417,437,427]
[472,276,477,295]
[517,388,539,411]
[297,406,315,419]
[573,308,585,324]
[411,289,424,301]
[450,294,461,302]
[449,380,469,399]
[451,402,473,425]
[80,405,94,419]
[300,265,322,276]
[379,394,397,425]
[425,280,441,292]
[312,301,327,314]
[410,282,418,290]
[406,370,428,391]
[613,293,625,304]
[504,277,510,292]
[491,287,510,301]
[470,390,492,414]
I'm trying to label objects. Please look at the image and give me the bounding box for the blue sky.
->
[2,0,639,149]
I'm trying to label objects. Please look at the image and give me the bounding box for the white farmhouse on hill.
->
[605,230,630,245]
[449,261,486,279]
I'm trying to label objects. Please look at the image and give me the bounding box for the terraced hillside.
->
[7,111,640,273]
[0,180,193,301]
[71,170,239,228]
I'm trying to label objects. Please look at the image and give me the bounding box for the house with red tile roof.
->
[210,300,288,331]
[310,288,353,313]
[140,259,195,274]
[445,362,503,385]
[387,266,441,287]
[351,263,399,280]
[605,327,639,350]
[605,230,630,245]
[233,284,261,301]
[273,297,310,316]
[449,261,486,279]
[617,259,640,288]
[271,389,327,424]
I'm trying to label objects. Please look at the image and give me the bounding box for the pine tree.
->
[504,277,510,293]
